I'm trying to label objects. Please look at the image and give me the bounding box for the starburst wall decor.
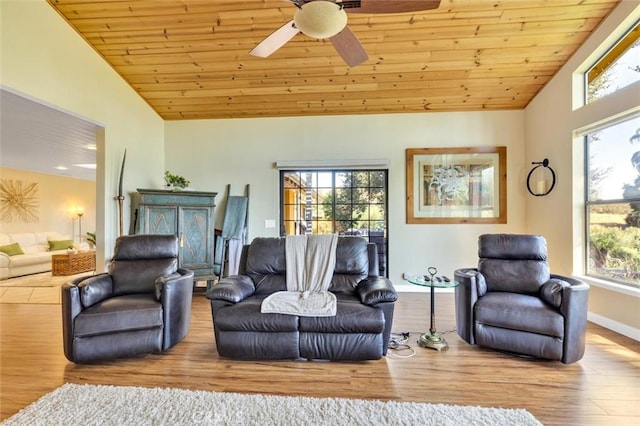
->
[0,179,39,223]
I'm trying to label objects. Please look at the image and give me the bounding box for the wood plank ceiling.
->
[46,0,621,120]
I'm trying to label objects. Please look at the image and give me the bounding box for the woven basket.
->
[52,251,96,276]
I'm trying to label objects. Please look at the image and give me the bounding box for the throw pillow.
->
[0,242,24,256]
[48,239,75,251]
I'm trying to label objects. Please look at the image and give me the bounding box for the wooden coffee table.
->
[52,250,96,276]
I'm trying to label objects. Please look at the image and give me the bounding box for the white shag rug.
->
[2,383,542,426]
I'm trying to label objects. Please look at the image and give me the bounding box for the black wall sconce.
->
[526,158,556,196]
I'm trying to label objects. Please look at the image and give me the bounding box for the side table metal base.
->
[418,332,449,351]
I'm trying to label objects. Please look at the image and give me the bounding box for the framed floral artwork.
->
[406,147,507,224]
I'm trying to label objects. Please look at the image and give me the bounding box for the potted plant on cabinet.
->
[164,171,190,191]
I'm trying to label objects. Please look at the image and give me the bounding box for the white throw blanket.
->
[261,234,338,317]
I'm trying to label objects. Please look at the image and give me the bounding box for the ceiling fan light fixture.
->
[294,1,347,39]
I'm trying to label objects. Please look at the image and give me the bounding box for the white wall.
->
[525,1,640,335]
[165,111,527,284]
[0,0,165,269]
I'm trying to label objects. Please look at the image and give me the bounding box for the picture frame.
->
[406,146,507,224]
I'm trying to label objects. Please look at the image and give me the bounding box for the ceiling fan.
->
[250,0,441,67]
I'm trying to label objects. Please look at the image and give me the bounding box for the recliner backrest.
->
[109,234,179,295]
[244,236,370,296]
[246,237,287,295]
[330,237,369,293]
[477,234,550,294]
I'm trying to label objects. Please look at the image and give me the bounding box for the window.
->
[280,170,388,276]
[586,21,639,103]
[585,115,640,287]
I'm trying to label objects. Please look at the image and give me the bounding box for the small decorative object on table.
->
[164,171,190,191]
[408,266,459,351]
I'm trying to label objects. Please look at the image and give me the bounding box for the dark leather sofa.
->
[62,235,194,363]
[206,236,398,361]
[455,234,589,364]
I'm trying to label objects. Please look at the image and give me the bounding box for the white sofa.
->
[0,232,87,280]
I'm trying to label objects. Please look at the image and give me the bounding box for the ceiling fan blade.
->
[250,20,300,58]
[331,26,368,67]
[342,0,441,14]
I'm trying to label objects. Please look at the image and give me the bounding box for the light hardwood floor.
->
[1,291,638,425]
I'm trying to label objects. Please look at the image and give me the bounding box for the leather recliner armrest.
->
[62,273,103,362]
[356,277,398,306]
[206,275,256,303]
[75,273,113,308]
[454,268,483,345]
[154,271,186,300]
[552,274,589,364]
[157,268,195,350]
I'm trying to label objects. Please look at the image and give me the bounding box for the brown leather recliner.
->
[454,234,589,364]
[62,234,194,363]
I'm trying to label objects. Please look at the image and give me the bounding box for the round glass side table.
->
[408,267,459,351]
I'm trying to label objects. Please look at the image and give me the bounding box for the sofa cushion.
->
[36,232,64,245]
[246,237,370,295]
[214,296,299,332]
[478,234,548,260]
[8,252,53,267]
[334,237,369,274]
[10,233,37,249]
[48,239,75,251]
[299,296,384,334]
[477,234,550,294]
[108,235,179,295]
[475,292,564,338]
[21,244,47,255]
[479,258,550,294]
[0,234,10,246]
[110,258,178,296]
[74,294,163,337]
[245,238,289,295]
[329,237,369,293]
[0,242,24,256]
[246,238,286,275]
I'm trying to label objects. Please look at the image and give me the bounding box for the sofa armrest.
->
[0,252,9,268]
[454,268,483,345]
[157,268,195,350]
[356,277,398,306]
[206,275,255,303]
[552,274,590,364]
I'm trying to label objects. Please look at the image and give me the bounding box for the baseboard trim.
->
[588,312,640,342]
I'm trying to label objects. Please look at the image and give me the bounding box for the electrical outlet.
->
[264,219,276,229]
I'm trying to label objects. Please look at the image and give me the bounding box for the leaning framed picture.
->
[406,146,507,224]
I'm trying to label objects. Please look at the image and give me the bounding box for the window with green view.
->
[585,116,640,287]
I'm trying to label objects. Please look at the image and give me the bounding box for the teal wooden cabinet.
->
[135,189,217,282]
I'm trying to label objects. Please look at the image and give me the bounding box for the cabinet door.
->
[178,206,213,272]
[141,206,178,235]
